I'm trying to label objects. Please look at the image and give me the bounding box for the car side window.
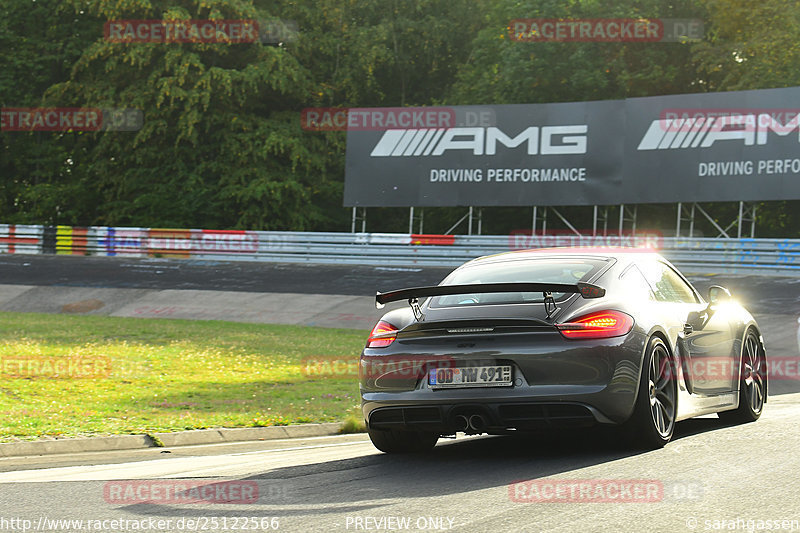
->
[620,264,655,301]
[637,261,698,304]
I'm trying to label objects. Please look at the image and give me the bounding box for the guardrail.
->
[1,224,799,275]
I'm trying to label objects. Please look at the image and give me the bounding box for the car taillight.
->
[366,320,398,348]
[557,310,634,339]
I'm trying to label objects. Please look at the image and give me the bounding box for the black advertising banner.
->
[624,87,800,203]
[344,102,626,207]
[343,87,800,207]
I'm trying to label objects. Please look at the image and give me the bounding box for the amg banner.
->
[343,86,800,207]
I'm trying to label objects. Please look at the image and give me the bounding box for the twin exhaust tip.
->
[454,414,487,432]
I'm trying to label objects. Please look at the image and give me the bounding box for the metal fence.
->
[1,224,799,275]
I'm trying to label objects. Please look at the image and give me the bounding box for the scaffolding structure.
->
[675,201,757,238]
[352,202,758,237]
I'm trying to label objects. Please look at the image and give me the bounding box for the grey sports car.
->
[360,249,767,452]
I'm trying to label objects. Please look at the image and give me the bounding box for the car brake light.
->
[557,310,634,339]
[366,320,398,348]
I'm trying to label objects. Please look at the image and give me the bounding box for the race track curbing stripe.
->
[0,422,346,458]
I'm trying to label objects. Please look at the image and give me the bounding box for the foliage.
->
[1,0,799,235]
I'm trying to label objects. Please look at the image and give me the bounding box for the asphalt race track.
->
[0,255,452,294]
[1,395,800,532]
[1,254,800,532]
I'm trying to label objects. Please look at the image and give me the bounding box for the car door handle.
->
[683,323,693,335]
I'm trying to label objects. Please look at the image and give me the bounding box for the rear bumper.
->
[364,401,613,434]
[360,330,648,431]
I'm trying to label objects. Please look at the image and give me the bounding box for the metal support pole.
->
[737,201,744,239]
[408,207,424,234]
[751,205,756,238]
[551,208,581,236]
[694,203,730,238]
[351,207,366,233]
[542,207,548,234]
[532,206,538,235]
[592,206,611,236]
[468,207,474,235]
[617,205,637,235]
[350,207,366,233]
[689,204,695,238]
[445,211,470,235]
[676,202,682,237]
[477,208,483,235]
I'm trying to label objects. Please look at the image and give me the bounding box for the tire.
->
[367,427,439,453]
[623,336,678,449]
[719,329,766,424]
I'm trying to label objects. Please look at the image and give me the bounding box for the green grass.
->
[0,312,368,441]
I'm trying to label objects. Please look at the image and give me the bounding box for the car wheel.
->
[719,329,766,424]
[623,336,677,449]
[367,427,439,453]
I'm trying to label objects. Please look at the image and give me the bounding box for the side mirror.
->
[707,285,732,305]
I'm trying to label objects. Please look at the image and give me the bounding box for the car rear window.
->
[429,258,608,308]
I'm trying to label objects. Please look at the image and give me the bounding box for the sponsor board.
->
[345,86,800,207]
[100,228,147,256]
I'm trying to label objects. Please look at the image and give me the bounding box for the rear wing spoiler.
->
[375,282,606,320]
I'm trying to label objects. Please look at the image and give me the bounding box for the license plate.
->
[428,365,512,388]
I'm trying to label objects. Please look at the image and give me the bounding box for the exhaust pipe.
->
[468,414,487,432]
[453,414,469,431]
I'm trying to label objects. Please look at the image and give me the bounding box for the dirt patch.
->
[61,298,105,313]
